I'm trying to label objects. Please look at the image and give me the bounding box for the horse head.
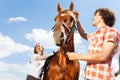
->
[52,2,78,51]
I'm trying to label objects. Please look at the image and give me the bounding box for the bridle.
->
[52,16,77,52]
[62,19,77,46]
[51,14,78,73]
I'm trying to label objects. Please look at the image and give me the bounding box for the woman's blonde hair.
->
[34,43,44,55]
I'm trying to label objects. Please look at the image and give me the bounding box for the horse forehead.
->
[56,10,74,20]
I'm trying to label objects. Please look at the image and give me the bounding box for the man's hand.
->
[67,52,78,60]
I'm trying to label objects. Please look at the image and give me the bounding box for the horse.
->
[40,2,80,80]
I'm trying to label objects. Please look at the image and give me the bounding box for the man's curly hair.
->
[95,8,116,27]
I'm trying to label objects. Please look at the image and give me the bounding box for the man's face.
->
[92,12,103,27]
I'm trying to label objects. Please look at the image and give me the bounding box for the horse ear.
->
[57,3,62,12]
[73,10,79,19]
[69,2,74,11]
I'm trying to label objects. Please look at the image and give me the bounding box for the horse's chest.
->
[47,60,78,80]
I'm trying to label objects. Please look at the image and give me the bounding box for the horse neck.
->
[64,33,74,52]
[56,34,74,67]
[56,48,70,68]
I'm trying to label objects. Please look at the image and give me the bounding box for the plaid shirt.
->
[85,26,120,80]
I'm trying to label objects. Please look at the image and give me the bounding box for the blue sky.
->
[0,0,120,80]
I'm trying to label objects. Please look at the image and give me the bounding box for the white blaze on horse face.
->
[61,24,67,44]
[61,13,65,17]
[68,11,76,21]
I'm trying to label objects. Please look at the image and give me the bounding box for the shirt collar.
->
[97,26,109,33]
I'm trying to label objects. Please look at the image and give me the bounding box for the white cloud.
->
[112,54,120,79]
[0,61,29,73]
[0,61,9,71]
[25,28,82,50]
[0,73,22,80]
[0,33,32,58]
[8,16,27,23]
[25,28,58,49]
[0,61,30,80]
[74,33,82,44]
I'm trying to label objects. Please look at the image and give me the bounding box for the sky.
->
[0,0,120,80]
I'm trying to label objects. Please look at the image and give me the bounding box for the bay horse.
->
[40,2,80,80]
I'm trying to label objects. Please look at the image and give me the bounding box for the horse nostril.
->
[70,17,74,22]
[60,32,64,38]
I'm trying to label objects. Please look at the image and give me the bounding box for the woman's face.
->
[35,44,43,54]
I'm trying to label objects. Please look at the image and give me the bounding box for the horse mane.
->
[39,51,57,79]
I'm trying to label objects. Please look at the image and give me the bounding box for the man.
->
[67,8,120,80]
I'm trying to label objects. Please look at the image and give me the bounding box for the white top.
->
[28,54,45,79]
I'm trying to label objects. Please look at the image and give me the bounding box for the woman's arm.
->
[35,54,53,60]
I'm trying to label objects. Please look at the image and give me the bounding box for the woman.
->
[26,43,52,80]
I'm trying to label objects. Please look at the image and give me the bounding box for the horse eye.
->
[51,25,55,31]
[62,11,65,13]
[70,17,74,22]
[54,18,56,21]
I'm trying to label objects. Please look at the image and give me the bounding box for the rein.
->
[62,19,77,52]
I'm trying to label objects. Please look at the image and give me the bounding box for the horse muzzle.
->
[53,31,66,46]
